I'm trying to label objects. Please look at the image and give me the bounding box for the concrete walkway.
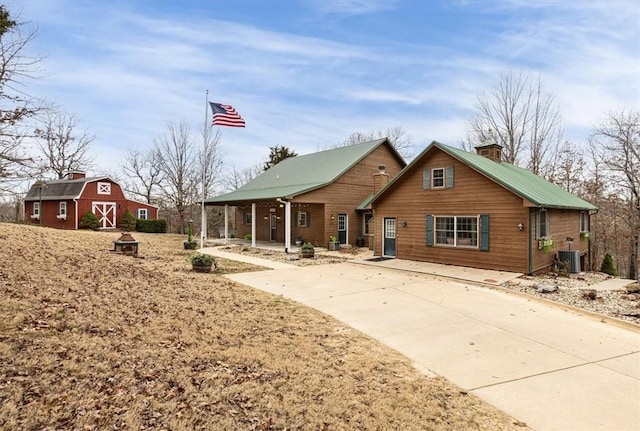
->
[211,251,640,431]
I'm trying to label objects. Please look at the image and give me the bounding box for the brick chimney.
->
[67,171,86,180]
[474,138,503,162]
[373,165,389,194]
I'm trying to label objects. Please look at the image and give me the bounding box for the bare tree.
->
[225,162,263,191]
[466,72,563,171]
[34,110,95,178]
[591,110,640,280]
[547,140,585,194]
[337,126,414,160]
[0,5,44,192]
[198,126,224,199]
[120,148,163,204]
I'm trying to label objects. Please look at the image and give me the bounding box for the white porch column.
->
[284,201,291,252]
[251,203,256,248]
[224,204,229,244]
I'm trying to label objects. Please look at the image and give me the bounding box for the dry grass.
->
[0,223,527,430]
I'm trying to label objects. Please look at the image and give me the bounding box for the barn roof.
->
[372,141,598,211]
[205,138,405,204]
[24,176,111,201]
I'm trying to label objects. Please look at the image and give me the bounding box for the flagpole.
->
[201,90,208,250]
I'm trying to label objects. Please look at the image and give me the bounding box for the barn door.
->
[92,202,116,229]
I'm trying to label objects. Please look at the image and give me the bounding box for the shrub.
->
[79,211,100,230]
[244,234,252,240]
[188,253,216,265]
[119,209,136,231]
[136,219,167,233]
[600,253,618,276]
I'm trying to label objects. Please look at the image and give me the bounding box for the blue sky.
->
[9,0,640,178]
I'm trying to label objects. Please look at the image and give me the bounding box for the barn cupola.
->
[66,171,86,180]
[474,137,503,163]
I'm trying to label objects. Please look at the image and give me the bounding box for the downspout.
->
[528,210,534,275]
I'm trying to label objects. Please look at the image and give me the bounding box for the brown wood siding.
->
[298,145,404,245]
[373,150,532,273]
[531,209,588,272]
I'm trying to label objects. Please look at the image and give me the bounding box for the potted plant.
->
[328,235,340,251]
[300,242,315,258]
[538,238,555,254]
[184,219,197,250]
[580,231,591,241]
[189,253,216,273]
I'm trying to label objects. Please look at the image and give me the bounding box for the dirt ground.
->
[0,223,528,430]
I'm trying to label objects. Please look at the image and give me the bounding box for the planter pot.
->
[192,262,213,273]
[184,242,197,250]
[328,241,340,251]
[300,250,315,259]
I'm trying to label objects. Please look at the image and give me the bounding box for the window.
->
[432,168,445,188]
[137,208,148,220]
[580,211,589,232]
[97,182,111,195]
[59,202,67,217]
[244,212,252,225]
[33,202,40,216]
[434,216,478,247]
[364,213,374,235]
[537,210,549,239]
[297,211,308,227]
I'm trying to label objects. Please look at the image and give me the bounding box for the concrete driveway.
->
[223,261,640,430]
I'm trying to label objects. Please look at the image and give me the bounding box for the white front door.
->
[92,202,116,229]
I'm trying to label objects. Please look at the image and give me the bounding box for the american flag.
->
[209,102,245,127]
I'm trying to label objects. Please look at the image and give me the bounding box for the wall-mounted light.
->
[330,214,335,220]
[402,220,407,227]
[264,215,268,220]
[518,223,525,231]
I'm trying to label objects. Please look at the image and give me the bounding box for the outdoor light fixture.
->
[264,215,268,220]
[402,220,407,227]
[331,214,335,220]
[518,223,525,231]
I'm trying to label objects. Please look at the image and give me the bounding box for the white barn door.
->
[92,202,116,228]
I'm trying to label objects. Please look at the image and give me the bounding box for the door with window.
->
[270,214,277,241]
[92,202,116,229]
[338,214,347,244]
[383,218,396,257]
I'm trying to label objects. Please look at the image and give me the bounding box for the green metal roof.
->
[206,138,402,204]
[373,141,598,211]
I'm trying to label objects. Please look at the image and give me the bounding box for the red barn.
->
[24,171,158,230]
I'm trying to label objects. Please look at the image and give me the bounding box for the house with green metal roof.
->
[370,140,598,274]
[205,138,406,251]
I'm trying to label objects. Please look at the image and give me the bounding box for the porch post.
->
[284,201,291,252]
[251,203,256,248]
[224,204,229,244]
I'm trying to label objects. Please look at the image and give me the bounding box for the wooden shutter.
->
[423,169,431,190]
[426,214,433,246]
[307,212,311,227]
[480,214,490,251]
[446,165,454,189]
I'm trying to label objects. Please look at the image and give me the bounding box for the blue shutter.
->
[446,165,454,189]
[480,214,489,251]
[423,169,431,190]
[426,214,433,246]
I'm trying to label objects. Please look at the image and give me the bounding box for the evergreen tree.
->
[600,254,618,276]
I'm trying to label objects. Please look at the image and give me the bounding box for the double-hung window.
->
[537,210,549,239]
[33,202,40,217]
[59,202,67,217]
[432,168,445,188]
[244,212,252,225]
[137,208,148,220]
[579,211,589,232]
[297,211,309,227]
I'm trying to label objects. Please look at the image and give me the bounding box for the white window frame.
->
[97,182,111,195]
[579,211,589,232]
[432,168,445,188]
[434,215,479,248]
[59,202,67,216]
[137,208,148,220]
[297,211,308,227]
[537,210,550,239]
[244,211,252,225]
[33,202,40,217]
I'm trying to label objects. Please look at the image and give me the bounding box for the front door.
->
[383,217,396,257]
[92,202,116,229]
[270,214,277,241]
[338,214,347,244]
